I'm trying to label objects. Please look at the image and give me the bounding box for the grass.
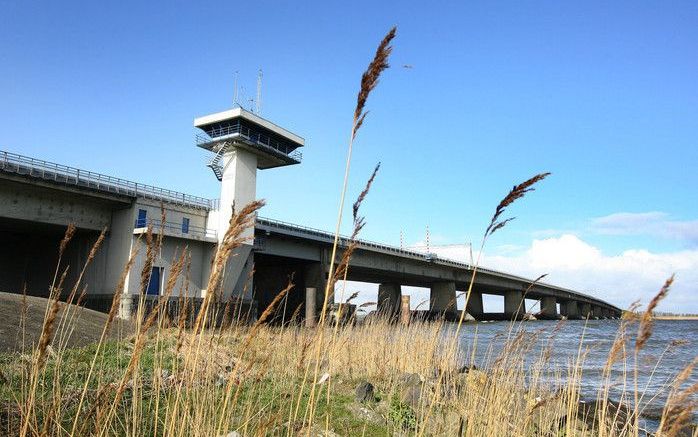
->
[1,25,696,437]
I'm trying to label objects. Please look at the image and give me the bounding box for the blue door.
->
[146,267,161,295]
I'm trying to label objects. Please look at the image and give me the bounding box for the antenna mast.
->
[426,225,430,253]
[233,71,239,107]
[256,69,263,115]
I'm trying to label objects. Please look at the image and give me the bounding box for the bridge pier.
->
[304,262,328,323]
[504,290,526,320]
[592,306,603,319]
[561,300,580,319]
[465,290,484,320]
[377,282,401,319]
[540,296,557,319]
[580,303,592,319]
[430,281,457,314]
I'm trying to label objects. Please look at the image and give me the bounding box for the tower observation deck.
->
[195,107,304,171]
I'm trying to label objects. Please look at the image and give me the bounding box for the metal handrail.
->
[0,150,216,210]
[255,216,615,308]
[134,218,217,240]
[196,123,303,163]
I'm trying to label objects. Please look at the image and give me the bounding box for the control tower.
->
[194,107,304,300]
[194,107,304,241]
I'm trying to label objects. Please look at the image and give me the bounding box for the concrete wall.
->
[126,235,214,298]
[0,179,114,231]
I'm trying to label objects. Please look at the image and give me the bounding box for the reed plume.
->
[636,274,674,351]
[353,28,396,138]
[485,172,551,238]
[192,199,265,333]
[36,268,68,371]
[58,223,76,257]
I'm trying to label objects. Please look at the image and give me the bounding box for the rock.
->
[400,372,422,386]
[347,402,384,425]
[399,374,423,407]
[355,381,375,403]
[577,399,631,431]
[457,364,478,374]
[219,432,241,437]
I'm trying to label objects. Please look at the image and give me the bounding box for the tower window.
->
[182,217,190,234]
[136,209,147,228]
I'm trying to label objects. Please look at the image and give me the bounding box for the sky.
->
[1,1,696,312]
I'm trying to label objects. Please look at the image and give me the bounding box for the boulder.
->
[355,381,376,403]
[399,373,423,407]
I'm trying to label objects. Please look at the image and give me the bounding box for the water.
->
[453,319,698,427]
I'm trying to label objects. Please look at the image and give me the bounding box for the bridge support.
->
[465,290,484,320]
[580,303,592,319]
[305,287,317,327]
[592,306,603,319]
[304,262,328,323]
[400,295,411,325]
[504,290,526,320]
[561,300,580,319]
[430,281,457,313]
[378,283,401,319]
[540,296,557,319]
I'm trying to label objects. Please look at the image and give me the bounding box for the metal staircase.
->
[206,143,227,181]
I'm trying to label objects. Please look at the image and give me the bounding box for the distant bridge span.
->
[255,217,623,320]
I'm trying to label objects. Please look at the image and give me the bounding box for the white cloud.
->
[591,212,698,247]
[435,234,698,314]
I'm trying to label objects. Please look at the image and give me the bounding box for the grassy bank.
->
[1,310,695,436]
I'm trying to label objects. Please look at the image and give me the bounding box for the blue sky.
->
[1,1,697,311]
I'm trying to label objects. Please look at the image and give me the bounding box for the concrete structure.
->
[0,107,623,322]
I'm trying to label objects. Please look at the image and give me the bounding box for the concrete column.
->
[561,300,580,319]
[465,290,484,320]
[304,262,328,322]
[400,295,411,326]
[504,290,526,320]
[377,283,401,318]
[580,303,592,319]
[305,287,316,328]
[218,148,258,244]
[430,281,457,313]
[540,296,557,319]
[601,308,610,319]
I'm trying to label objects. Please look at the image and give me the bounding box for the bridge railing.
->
[134,218,217,240]
[0,150,216,210]
[255,216,613,308]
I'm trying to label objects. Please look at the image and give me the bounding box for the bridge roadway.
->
[0,149,622,320]
[254,217,623,320]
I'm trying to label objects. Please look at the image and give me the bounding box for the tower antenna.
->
[233,71,239,107]
[256,69,263,115]
[426,225,430,254]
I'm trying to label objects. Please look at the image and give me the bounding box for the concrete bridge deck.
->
[254,217,623,320]
[0,149,622,321]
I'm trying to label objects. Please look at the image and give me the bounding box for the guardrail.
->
[134,218,217,240]
[0,150,216,210]
[255,216,614,308]
[196,123,303,163]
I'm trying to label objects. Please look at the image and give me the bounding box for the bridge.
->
[253,217,622,320]
[0,106,623,322]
